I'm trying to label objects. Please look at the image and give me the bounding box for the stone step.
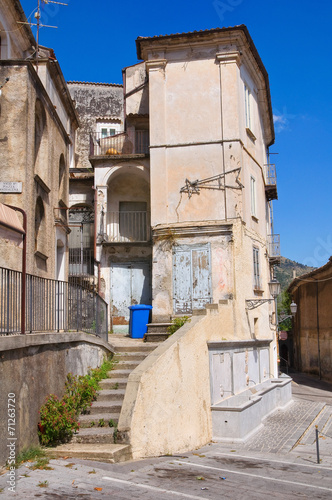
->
[89,401,122,414]
[110,343,157,353]
[107,369,132,379]
[147,322,172,333]
[99,378,128,390]
[144,332,170,342]
[115,360,141,370]
[46,443,131,463]
[79,413,119,429]
[96,389,125,402]
[114,352,147,362]
[72,427,116,444]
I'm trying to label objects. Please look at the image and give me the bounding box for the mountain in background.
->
[275,257,316,292]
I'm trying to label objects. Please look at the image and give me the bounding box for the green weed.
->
[167,316,190,335]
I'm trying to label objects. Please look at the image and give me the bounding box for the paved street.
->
[1,373,332,499]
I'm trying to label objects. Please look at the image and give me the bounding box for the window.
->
[96,121,121,137]
[35,197,45,250]
[244,84,251,130]
[250,176,257,217]
[253,246,261,290]
[59,154,65,187]
[34,99,47,164]
[101,127,116,138]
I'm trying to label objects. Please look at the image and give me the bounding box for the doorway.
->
[110,262,151,332]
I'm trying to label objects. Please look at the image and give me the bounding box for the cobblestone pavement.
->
[215,373,332,466]
[244,399,325,453]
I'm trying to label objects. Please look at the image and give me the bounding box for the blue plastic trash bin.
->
[129,304,153,339]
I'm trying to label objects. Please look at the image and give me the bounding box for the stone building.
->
[67,82,124,290]
[0,0,79,279]
[69,27,280,349]
[289,257,332,383]
[49,25,288,456]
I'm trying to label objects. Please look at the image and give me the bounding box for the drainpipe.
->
[316,280,321,379]
[92,186,100,294]
[122,68,126,132]
[4,205,27,335]
[218,59,228,221]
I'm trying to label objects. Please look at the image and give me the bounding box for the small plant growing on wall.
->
[167,316,190,335]
[154,229,178,249]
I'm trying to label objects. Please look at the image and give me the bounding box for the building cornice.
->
[136,25,275,146]
[216,51,241,67]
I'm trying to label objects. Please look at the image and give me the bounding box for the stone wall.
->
[290,259,332,383]
[0,333,112,465]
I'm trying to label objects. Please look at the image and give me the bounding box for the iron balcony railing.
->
[264,164,278,201]
[0,267,108,342]
[106,211,151,243]
[90,130,149,156]
[267,234,281,259]
[265,164,277,186]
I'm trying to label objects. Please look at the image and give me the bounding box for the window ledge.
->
[35,250,48,261]
[34,174,51,194]
[251,215,259,223]
[246,127,256,142]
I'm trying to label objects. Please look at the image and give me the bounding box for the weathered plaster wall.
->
[118,303,273,458]
[0,62,74,278]
[291,263,332,383]
[125,62,149,116]
[0,333,112,465]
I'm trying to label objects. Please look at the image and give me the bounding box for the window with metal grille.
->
[250,175,256,217]
[253,246,261,290]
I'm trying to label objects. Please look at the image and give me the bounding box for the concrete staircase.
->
[47,337,159,463]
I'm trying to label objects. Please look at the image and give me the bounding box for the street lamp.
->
[269,278,281,299]
[279,301,297,324]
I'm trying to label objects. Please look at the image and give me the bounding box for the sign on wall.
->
[0,182,22,193]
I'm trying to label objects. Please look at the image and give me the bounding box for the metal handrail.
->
[0,266,108,341]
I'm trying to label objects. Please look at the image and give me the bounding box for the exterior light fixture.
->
[268,278,281,299]
[290,301,297,316]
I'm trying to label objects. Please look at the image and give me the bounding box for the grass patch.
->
[29,458,53,471]
[37,480,48,488]
[10,447,46,469]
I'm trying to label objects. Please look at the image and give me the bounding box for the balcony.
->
[264,164,278,201]
[267,234,280,263]
[105,211,151,243]
[90,130,149,157]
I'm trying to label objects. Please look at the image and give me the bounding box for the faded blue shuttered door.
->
[111,262,151,327]
[173,244,211,314]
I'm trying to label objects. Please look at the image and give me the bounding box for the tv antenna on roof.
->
[17,0,68,71]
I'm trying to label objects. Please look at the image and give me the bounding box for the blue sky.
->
[20,0,332,266]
